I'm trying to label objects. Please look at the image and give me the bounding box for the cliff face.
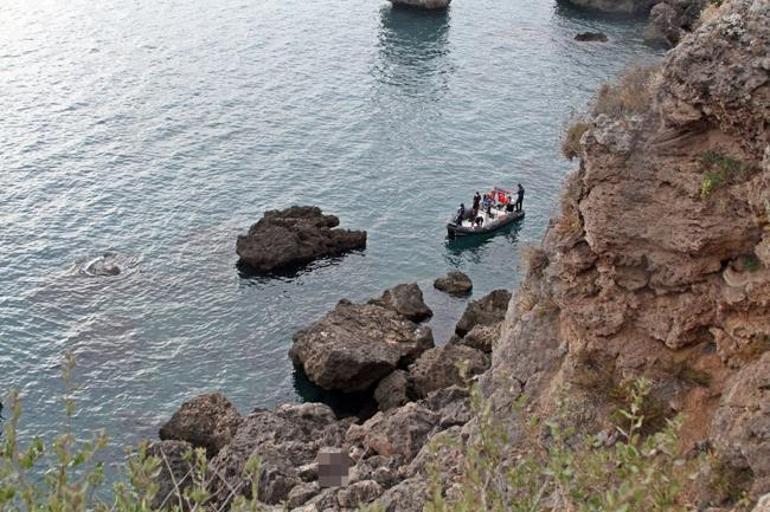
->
[482,0,769,503]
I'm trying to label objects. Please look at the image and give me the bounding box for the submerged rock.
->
[370,283,433,322]
[388,0,451,9]
[454,289,511,337]
[561,0,655,14]
[290,299,434,391]
[236,206,366,273]
[433,271,473,296]
[159,392,242,458]
[575,31,608,42]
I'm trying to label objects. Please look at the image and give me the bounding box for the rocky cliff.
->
[483,0,769,506]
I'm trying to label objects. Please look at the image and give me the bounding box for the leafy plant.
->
[425,378,694,512]
[699,151,755,199]
[1,353,264,512]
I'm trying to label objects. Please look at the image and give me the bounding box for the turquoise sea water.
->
[1,0,658,467]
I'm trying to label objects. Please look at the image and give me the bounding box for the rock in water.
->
[159,392,242,458]
[290,299,434,391]
[433,271,473,296]
[575,31,608,42]
[388,0,451,9]
[454,289,511,337]
[370,283,433,322]
[236,206,366,273]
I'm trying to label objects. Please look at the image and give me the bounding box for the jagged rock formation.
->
[236,206,366,273]
[159,392,242,458]
[479,0,770,507]
[289,295,434,392]
[369,283,433,322]
[454,289,511,336]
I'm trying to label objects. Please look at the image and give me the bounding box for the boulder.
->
[374,477,429,512]
[454,322,501,353]
[433,271,473,297]
[370,283,432,322]
[421,386,472,429]
[388,0,450,9]
[286,481,320,509]
[454,289,511,337]
[349,455,404,489]
[147,440,194,510]
[159,392,242,458]
[337,479,384,508]
[346,403,439,461]
[209,403,349,506]
[236,206,366,273]
[646,2,682,47]
[575,31,608,42]
[409,345,489,398]
[374,370,412,412]
[290,299,434,391]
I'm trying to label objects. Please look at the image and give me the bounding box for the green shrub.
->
[1,353,264,512]
[425,379,694,512]
[699,151,755,199]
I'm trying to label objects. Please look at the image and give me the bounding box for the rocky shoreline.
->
[154,276,509,510]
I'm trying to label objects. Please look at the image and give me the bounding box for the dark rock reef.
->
[575,31,609,42]
[236,206,366,273]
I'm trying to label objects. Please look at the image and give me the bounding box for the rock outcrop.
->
[289,296,434,392]
[409,344,489,398]
[454,289,511,337]
[433,271,473,297]
[236,206,366,273]
[159,392,242,458]
[369,283,433,322]
[478,0,770,506]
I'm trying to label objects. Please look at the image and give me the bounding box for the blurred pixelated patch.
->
[318,448,351,487]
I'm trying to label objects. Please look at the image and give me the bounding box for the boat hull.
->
[447,210,524,238]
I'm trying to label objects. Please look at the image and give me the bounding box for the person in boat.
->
[475,215,484,228]
[506,195,515,213]
[482,193,492,210]
[472,192,481,211]
[456,203,466,224]
[515,184,525,212]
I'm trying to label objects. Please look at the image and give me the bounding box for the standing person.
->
[472,191,481,211]
[456,203,466,224]
[515,184,525,212]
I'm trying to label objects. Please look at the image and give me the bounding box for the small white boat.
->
[447,187,525,238]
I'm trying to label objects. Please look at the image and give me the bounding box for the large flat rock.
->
[290,299,434,392]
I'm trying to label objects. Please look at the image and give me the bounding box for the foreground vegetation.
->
[425,379,696,512]
[3,356,743,511]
